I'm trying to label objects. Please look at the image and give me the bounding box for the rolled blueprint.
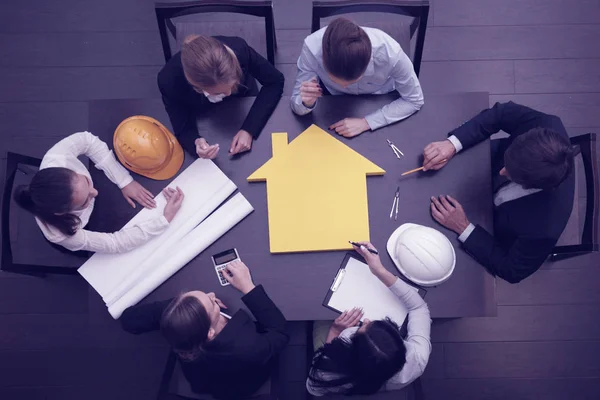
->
[107,192,254,319]
[78,159,236,297]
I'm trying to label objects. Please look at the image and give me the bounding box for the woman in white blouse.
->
[14,131,184,254]
[307,242,432,396]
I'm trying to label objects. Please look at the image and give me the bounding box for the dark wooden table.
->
[87,93,496,319]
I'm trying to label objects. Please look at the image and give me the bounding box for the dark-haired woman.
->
[307,242,432,396]
[158,34,284,159]
[120,260,289,400]
[14,132,184,253]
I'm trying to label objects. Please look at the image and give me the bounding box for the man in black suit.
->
[423,102,577,283]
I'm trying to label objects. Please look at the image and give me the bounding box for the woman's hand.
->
[162,186,184,222]
[224,260,256,294]
[195,138,219,159]
[327,307,364,342]
[352,241,385,274]
[121,181,156,209]
[353,241,398,288]
[230,130,253,156]
[300,78,322,108]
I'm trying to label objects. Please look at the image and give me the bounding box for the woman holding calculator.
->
[120,261,288,400]
[307,242,432,396]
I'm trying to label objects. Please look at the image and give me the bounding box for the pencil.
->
[401,159,448,176]
[401,166,424,176]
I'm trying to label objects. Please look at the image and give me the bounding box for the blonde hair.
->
[181,35,242,92]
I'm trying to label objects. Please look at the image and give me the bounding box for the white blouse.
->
[307,278,432,396]
[37,131,169,253]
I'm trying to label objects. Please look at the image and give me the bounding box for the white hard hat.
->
[386,223,456,287]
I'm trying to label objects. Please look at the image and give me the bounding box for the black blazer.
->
[157,36,285,156]
[449,101,575,283]
[120,285,289,399]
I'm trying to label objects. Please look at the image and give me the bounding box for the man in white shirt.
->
[291,18,424,138]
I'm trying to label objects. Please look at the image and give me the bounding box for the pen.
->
[348,241,379,255]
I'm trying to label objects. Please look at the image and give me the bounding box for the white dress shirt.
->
[291,26,424,130]
[38,132,169,253]
[447,135,542,243]
[306,278,432,395]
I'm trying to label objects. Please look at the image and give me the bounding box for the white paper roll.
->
[103,181,235,305]
[107,193,254,319]
[78,159,235,297]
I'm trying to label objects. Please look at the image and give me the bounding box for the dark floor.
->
[1,0,600,399]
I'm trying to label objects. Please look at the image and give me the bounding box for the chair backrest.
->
[155,0,276,64]
[311,0,430,76]
[1,152,88,275]
[553,132,599,255]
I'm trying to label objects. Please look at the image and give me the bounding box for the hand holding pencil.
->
[422,139,457,171]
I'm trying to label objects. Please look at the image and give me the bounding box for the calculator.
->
[211,248,240,286]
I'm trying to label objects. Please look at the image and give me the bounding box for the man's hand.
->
[121,180,156,209]
[230,130,253,156]
[423,140,456,171]
[330,118,370,138]
[300,78,322,108]
[430,195,470,234]
[195,138,219,159]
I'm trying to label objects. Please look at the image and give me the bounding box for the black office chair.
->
[1,152,89,275]
[155,0,277,64]
[311,0,430,76]
[550,132,599,261]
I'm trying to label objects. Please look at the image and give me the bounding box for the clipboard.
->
[323,253,426,326]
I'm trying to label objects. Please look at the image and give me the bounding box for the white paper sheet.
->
[107,193,254,319]
[327,257,411,325]
[78,159,236,296]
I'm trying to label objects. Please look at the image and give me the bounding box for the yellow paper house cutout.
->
[248,124,385,253]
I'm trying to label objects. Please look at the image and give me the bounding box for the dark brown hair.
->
[14,167,80,236]
[322,18,372,81]
[181,35,242,92]
[160,293,211,361]
[504,127,577,190]
[309,318,406,395]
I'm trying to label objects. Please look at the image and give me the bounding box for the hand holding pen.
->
[350,241,385,272]
[352,241,398,288]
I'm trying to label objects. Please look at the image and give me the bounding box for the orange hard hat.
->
[113,116,184,180]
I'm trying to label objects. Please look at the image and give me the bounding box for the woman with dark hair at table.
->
[158,34,284,159]
[120,260,289,400]
[13,132,184,254]
[307,242,431,396]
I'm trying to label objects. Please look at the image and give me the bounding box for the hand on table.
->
[195,138,219,159]
[423,140,456,171]
[300,78,322,108]
[230,130,253,156]
[121,180,156,209]
[330,118,370,138]
[430,195,470,234]
[162,186,184,223]
[224,260,256,294]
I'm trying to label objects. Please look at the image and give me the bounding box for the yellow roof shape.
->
[247,124,385,253]
[248,124,385,182]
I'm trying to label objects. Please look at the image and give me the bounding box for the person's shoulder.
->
[362,26,402,57]
[157,52,187,93]
[303,27,327,54]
